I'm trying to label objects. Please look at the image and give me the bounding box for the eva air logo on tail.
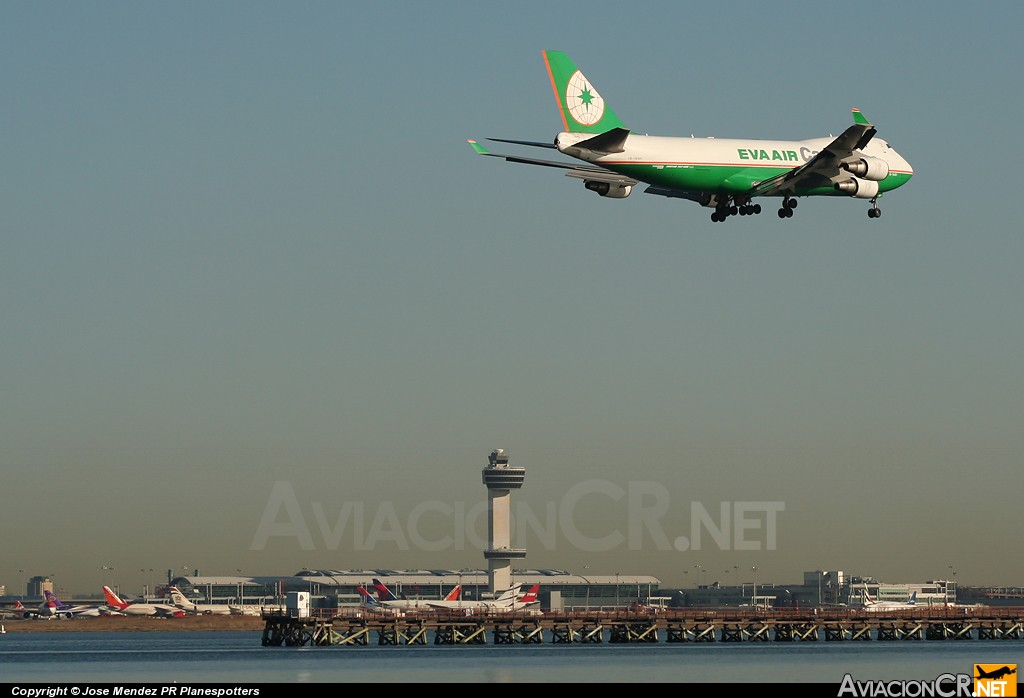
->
[565,70,605,126]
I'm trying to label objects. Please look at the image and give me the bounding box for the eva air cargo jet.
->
[469,51,913,222]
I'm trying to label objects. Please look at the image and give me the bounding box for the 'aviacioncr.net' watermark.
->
[837,664,1018,698]
[249,479,784,553]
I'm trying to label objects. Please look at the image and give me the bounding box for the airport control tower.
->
[482,448,527,594]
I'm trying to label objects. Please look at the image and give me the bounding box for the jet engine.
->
[584,180,632,198]
[834,177,880,199]
[841,156,889,181]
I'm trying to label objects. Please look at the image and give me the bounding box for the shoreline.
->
[1,615,264,632]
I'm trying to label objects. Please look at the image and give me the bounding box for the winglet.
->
[467,139,490,155]
[851,108,872,126]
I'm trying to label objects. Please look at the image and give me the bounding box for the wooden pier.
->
[261,607,1024,647]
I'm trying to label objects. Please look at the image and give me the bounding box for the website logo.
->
[975,665,1017,697]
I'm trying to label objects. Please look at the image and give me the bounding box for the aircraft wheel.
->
[753,204,762,214]
[789,198,798,209]
[778,208,787,219]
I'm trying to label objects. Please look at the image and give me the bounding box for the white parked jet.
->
[167,586,232,615]
[470,51,913,222]
[858,586,919,611]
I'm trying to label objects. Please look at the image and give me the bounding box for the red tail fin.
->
[443,585,461,601]
[102,585,128,610]
[519,584,541,604]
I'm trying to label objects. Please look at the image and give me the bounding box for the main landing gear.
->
[777,196,798,218]
[710,196,762,222]
[868,198,882,218]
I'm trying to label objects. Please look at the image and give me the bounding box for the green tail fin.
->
[851,108,872,126]
[542,50,625,134]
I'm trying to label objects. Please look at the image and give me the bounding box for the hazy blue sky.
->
[3,1,1022,597]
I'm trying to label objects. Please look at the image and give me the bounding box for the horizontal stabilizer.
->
[487,137,557,149]
[576,127,630,153]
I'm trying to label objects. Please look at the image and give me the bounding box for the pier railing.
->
[260,606,1024,647]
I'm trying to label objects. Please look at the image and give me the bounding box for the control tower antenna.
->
[481,448,527,595]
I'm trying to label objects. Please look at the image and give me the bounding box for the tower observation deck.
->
[482,448,527,594]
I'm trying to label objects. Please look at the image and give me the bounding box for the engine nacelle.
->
[842,156,889,181]
[584,180,632,198]
[834,177,880,199]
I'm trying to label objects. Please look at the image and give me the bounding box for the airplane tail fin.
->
[908,592,917,605]
[14,601,25,610]
[542,50,626,134]
[355,586,378,607]
[371,578,400,602]
[518,584,541,605]
[443,585,461,601]
[495,584,523,602]
[44,590,69,610]
[167,587,195,610]
[102,585,129,610]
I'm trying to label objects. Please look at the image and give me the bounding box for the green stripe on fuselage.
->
[608,163,912,197]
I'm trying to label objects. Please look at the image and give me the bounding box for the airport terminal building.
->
[163,568,969,612]
[166,568,662,611]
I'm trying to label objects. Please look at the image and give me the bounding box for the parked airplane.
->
[0,601,27,618]
[355,585,404,616]
[102,586,186,617]
[469,50,913,223]
[370,578,461,611]
[859,587,918,611]
[167,587,232,615]
[227,603,264,617]
[425,583,541,612]
[10,591,102,619]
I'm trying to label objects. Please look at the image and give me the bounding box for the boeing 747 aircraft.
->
[6,591,102,619]
[469,51,913,222]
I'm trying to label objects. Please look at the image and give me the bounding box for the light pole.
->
[615,572,620,607]
[581,566,591,610]
[751,566,758,609]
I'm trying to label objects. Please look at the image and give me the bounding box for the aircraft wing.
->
[467,139,639,187]
[749,121,876,197]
